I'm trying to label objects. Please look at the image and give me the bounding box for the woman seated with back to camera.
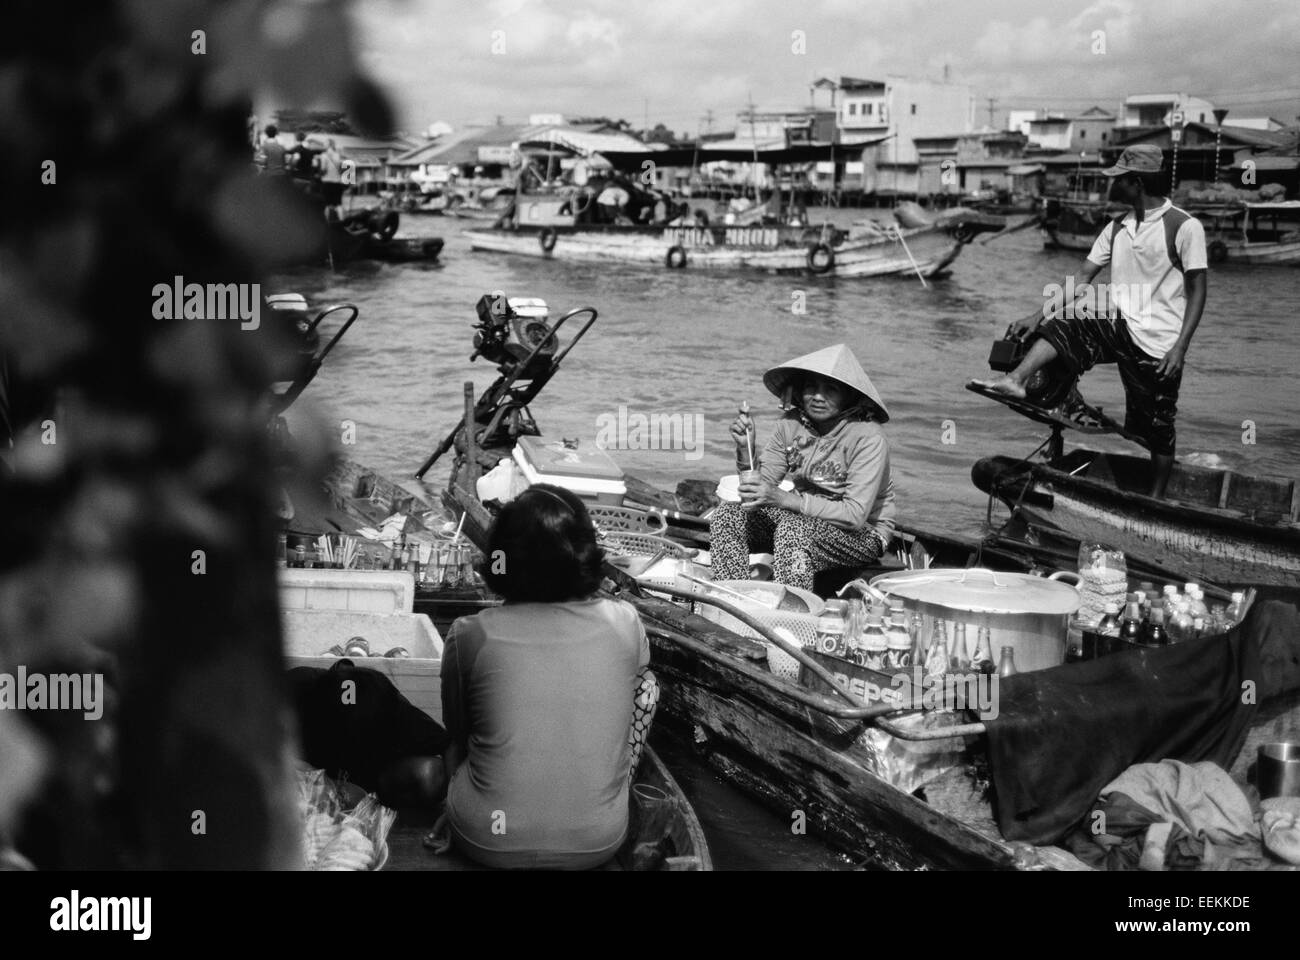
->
[440,484,652,870]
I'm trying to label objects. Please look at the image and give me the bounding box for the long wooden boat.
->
[1186,200,1300,266]
[972,448,1300,590]
[465,216,996,279]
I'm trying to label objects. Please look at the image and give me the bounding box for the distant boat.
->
[1188,200,1300,265]
[466,141,1004,279]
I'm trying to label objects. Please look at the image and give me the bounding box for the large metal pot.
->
[868,568,1082,673]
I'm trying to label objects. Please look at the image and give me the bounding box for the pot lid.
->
[869,568,1081,616]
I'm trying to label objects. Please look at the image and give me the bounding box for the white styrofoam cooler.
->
[511,435,626,506]
[279,568,443,720]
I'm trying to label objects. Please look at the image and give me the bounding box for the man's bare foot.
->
[968,375,1028,399]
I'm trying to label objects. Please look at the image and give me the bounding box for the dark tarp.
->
[982,599,1300,844]
[596,137,892,171]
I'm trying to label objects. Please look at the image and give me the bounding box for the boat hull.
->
[465,225,964,278]
[974,454,1300,589]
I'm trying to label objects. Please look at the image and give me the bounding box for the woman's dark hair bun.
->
[479,484,606,603]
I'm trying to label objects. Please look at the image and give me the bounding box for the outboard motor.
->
[986,327,1077,409]
[470,292,556,378]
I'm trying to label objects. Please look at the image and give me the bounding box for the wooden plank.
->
[1166,466,1227,508]
[1226,473,1296,522]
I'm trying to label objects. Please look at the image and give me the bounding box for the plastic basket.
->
[601,531,694,560]
[683,579,824,680]
[590,504,668,535]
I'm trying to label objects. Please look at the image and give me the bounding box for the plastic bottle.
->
[1120,600,1144,645]
[1144,601,1167,645]
[886,609,913,669]
[1167,599,1194,643]
[971,626,995,674]
[814,601,847,656]
[860,611,888,671]
[1137,582,1157,620]
[1209,605,1230,636]
[1098,603,1121,636]
[1226,591,1246,625]
[924,620,949,678]
[1191,615,1206,641]
[997,645,1018,678]
[1186,584,1210,621]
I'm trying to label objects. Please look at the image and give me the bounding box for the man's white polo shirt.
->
[1086,198,1207,359]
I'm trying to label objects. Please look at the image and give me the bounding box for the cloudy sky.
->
[351,0,1300,135]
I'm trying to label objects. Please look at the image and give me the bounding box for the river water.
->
[274,207,1300,869]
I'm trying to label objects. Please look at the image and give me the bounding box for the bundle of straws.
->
[316,534,359,569]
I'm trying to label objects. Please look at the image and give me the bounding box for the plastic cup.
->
[630,783,674,844]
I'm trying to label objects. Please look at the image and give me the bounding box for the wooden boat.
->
[1039,195,1117,251]
[965,385,1300,591]
[466,215,997,279]
[464,140,1003,279]
[1185,200,1300,266]
[973,447,1300,590]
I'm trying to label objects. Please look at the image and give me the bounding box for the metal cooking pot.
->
[867,568,1082,673]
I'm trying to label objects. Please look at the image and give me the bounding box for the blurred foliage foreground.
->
[0,0,392,869]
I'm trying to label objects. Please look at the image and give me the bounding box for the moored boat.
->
[973,447,1300,590]
[1187,200,1300,266]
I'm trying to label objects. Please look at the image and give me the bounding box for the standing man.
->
[257,124,288,176]
[315,139,347,220]
[972,144,1208,498]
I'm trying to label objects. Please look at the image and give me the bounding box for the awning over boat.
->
[595,137,892,171]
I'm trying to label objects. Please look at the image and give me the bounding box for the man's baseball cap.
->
[1102,144,1164,176]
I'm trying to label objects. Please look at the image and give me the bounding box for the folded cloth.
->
[1103,760,1259,869]
[1261,797,1300,865]
[982,601,1299,844]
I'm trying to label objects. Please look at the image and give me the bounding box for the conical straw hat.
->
[762,343,890,423]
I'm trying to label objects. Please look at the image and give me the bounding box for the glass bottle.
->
[886,608,913,669]
[949,622,970,672]
[275,531,287,568]
[293,544,306,568]
[924,620,949,678]
[909,612,926,663]
[997,645,1018,678]
[971,625,995,674]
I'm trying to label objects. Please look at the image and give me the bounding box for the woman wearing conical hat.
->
[712,344,896,591]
